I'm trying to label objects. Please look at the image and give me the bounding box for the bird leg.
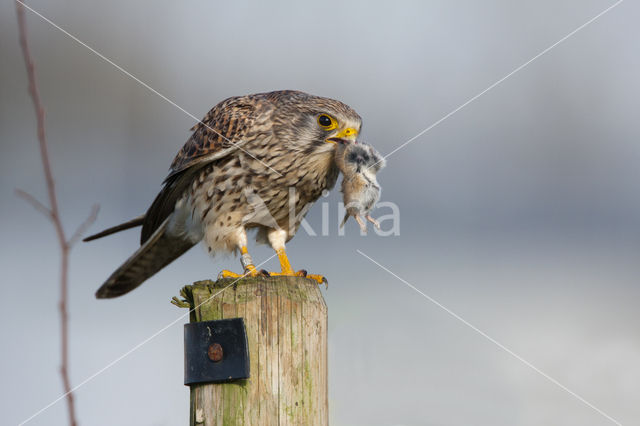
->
[267,229,328,287]
[268,247,328,288]
[219,245,263,278]
[219,228,272,279]
[276,247,294,275]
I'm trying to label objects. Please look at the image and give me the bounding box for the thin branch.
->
[68,204,100,248]
[15,2,90,425]
[16,1,65,247]
[15,188,53,219]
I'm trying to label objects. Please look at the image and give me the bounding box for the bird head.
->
[320,112,360,146]
[271,92,362,154]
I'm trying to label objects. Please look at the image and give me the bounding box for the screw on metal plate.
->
[184,318,249,385]
[208,343,223,362]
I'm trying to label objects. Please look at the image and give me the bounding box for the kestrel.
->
[85,90,361,298]
[334,141,385,232]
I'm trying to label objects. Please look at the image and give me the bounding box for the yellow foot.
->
[218,267,268,279]
[268,270,328,288]
[306,274,328,288]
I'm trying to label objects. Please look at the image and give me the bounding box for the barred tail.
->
[95,218,195,299]
[83,215,145,242]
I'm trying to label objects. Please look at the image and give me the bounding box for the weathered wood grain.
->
[180,276,328,425]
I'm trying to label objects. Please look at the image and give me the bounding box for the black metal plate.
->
[184,318,250,386]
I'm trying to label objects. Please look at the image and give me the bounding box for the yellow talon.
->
[218,245,263,279]
[272,248,328,288]
[306,274,328,288]
[245,263,258,275]
[218,269,247,279]
[219,246,327,288]
[218,265,260,279]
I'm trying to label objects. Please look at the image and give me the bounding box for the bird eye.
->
[317,114,336,129]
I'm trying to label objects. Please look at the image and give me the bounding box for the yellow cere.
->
[333,127,358,141]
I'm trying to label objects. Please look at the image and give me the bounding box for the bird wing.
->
[140,164,208,244]
[168,94,271,177]
[141,94,274,244]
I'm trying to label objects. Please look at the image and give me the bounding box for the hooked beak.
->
[326,127,358,144]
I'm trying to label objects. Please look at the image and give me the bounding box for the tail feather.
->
[83,215,145,242]
[95,218,195,298]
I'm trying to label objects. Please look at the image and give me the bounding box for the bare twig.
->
[68,205,100,248]
[16,2,98,425]
[15,188,52,219]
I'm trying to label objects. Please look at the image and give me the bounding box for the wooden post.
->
[175,276,328,425]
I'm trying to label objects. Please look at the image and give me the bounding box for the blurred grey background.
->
[2,0,639,425]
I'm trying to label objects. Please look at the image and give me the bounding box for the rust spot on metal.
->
[208,343,223,362]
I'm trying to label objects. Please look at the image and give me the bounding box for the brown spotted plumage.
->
[86,90,361,298]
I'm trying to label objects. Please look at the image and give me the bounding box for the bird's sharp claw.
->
[259,269,271,277]
[305,274,328,288]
